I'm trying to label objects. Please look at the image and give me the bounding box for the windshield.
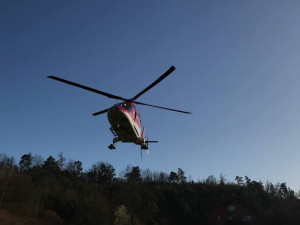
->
[120,102,134,114]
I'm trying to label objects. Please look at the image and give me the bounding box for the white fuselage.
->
[107,106,141,143]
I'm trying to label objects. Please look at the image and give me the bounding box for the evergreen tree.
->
[42,156,60,175]
[235,176,244,186]
[66,160,83,178]
[19,153,32,171]
[169,171,178,183]
[125,166,141,183]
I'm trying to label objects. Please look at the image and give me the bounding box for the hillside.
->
[0,153,299,225]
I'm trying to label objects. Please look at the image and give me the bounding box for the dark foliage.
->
[0,152,299,225]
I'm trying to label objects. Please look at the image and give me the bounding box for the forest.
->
[0,152,299,225]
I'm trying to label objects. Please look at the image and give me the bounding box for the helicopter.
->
[47,66,191,151]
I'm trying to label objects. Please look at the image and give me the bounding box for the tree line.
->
[0,152,299,225]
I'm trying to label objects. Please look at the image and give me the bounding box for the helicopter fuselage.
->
[107,102,145,146]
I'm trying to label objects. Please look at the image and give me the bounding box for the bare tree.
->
[57,152,66,171]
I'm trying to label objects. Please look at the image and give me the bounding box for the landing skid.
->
[108,144,116,150]
[108,137,120,150]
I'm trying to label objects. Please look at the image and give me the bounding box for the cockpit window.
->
[116,103,141,124]
[136,113,141,123]
[120,102,134,114]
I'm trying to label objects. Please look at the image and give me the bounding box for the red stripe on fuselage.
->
[118,107,141,128]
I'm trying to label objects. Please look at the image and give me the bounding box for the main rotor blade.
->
[133,101,192,114]
[92,108,109,116]
[47,76,125,101]
[132,66,176,100]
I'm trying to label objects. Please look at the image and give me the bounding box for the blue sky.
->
[1,1,300,190]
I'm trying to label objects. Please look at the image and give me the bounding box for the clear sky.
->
[1,1,300,190]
